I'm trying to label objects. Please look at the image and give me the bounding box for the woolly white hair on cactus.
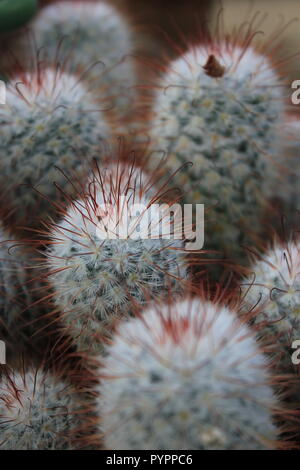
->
[241,239,300,374]
[0,67,110,231]
[46,163,188,353]
[0,368,86,449]
[150,40,284,259]
[97,298,279,450]
[25,1,135,118]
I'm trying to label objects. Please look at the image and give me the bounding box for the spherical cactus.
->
[97,297,279,450]
[0,66,110,233]
[17,1,135,119]
[149,40,285,260]
[0,367,88,449]
[45,163,188,353]
[241,239,300,375]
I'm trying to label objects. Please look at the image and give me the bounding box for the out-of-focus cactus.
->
[0,67,110,232]
[0,367,87,449]
[16,1,135,121]
[97,297,279,450]
[241,239,300,375]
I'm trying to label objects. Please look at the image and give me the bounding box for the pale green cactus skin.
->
[46,164,187,354]
[97,298,278,450]
[242,240,300,374]
[25,1,135,117]
[0,68,110,230]
[150,44,284,260]
[0,369,82,450]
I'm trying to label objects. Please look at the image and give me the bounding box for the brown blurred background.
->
[41,0,300,80]
[211,0,300,81]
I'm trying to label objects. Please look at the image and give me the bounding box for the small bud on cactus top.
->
[20,1,135,119]
[241,238,300,376]
[0,66,110,233]
[97,297,279,450]
[149,40,285,261]
[0,367,88,450]
[45,163,188,354]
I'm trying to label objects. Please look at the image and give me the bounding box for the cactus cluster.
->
[149,43,284,259]
[13,1,135,117]
[0,2,298,451]
[97,298,278,450]
[46,163,188,353]
[0,67,110,231]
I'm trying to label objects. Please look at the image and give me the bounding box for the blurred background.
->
[39,0,300,80]
[1,0,299,83]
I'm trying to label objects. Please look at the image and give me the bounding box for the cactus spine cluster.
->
[0,368,85,449]
[46,164,187,353]
[0,67,110,230]
[150,43,284,259]
[97,298,278,450]
[241,239,300,374]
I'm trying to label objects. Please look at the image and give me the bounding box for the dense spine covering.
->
[0,67,110,231]
[97,298,278,450]
[241,239,300,375]
[0,368,85,449]
[23,1,135,117]
[150,42,284,259]
[46,163,188,353]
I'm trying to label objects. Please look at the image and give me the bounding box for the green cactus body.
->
[150,44,284,260]
[97,298,278,450]
[242,240,300,374]
[46,164,188,353]
[0,369,85,449]
[0,0,38,33]
[0,68,110,231]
